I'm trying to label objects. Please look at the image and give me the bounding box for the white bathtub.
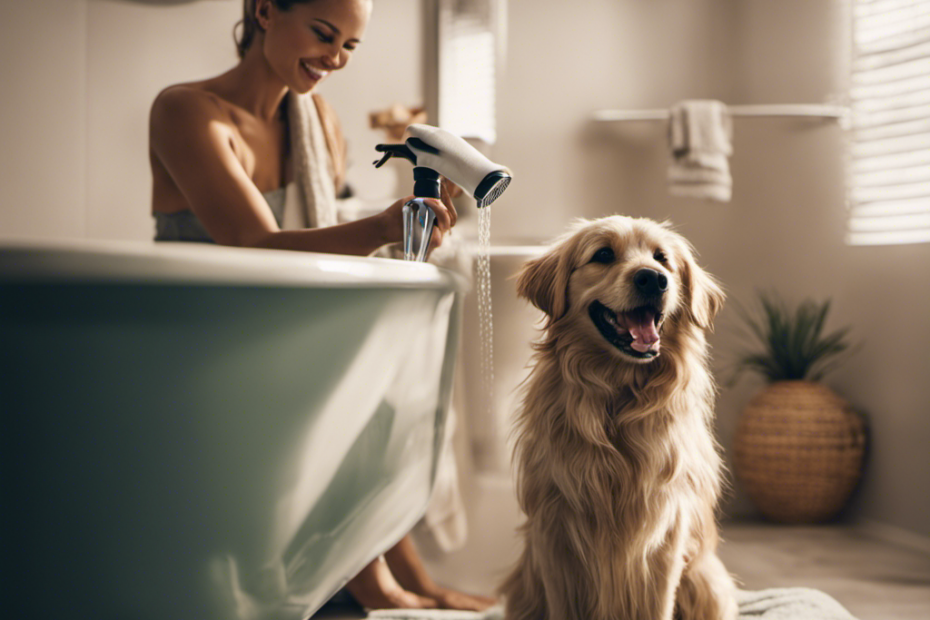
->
[0,239,466,620]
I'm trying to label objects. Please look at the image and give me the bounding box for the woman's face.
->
[259,0,372,94]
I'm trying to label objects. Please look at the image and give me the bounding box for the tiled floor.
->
[719,521,930,620]
[315,475,930,619]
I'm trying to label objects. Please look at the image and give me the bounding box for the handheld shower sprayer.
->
[374,124,512,261]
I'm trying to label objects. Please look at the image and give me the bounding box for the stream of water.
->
[475,206,495,450]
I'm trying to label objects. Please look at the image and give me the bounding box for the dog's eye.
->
[654,249,668,264]
[591,247,615,264]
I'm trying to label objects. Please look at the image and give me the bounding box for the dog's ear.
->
[677,243,725,330]
[516,249,570,321]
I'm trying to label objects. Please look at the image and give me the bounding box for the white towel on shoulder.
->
[667,100,733,202]
[284,91,338,230]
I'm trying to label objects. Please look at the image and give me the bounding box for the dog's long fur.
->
[499,216,738,620]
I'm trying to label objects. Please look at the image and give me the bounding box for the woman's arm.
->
[150,87,282,247]
[258,186,456,256]
[255,204,400,256]
[150,87,455,255]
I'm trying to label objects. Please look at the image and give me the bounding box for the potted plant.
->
[729,292,866,523]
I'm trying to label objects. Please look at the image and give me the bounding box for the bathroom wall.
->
[85,0,242,241]
[0,0,87,239]
[493,0,930,538]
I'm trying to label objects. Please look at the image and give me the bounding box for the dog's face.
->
[517,216,724,365]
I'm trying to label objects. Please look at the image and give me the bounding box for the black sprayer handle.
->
[373,138,440,168]
[373,143,416,168]
[374,140,443,199]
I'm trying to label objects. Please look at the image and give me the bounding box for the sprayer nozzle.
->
[475,171,512,208]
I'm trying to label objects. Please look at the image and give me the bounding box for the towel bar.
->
[592,104,848,122]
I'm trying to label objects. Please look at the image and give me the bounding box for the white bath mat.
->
[736,588,858,619]
[367,608,501,620]
[364,588,857,620]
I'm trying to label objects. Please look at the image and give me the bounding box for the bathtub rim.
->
[0,237,467,291]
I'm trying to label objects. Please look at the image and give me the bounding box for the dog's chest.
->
[599,472,697,560]
[601,440,701,522]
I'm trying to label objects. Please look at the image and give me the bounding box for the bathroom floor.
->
[718,520,930,620]
[314,475,930,620]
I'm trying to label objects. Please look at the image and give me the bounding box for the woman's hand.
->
[378,183,458,250]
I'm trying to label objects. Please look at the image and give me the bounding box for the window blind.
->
[437,0,497,144]
[849,0,930,245]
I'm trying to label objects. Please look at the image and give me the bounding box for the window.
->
[434,0,503,145]
[848,0,930,246]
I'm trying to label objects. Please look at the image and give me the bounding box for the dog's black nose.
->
[634,268,668,298]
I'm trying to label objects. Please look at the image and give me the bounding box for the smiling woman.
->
[149,0,457,253]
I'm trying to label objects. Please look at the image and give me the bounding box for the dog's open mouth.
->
[589,300,663,359]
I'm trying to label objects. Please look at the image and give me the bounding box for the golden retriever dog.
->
[499,216,738,620]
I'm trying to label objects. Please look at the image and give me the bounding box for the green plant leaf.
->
[729,291,856,384]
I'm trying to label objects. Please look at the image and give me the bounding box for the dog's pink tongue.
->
[627,309,660,353]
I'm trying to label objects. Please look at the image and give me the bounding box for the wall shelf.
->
[592,104,848,122]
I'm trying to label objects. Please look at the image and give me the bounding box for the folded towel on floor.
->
[667,99,733,202]
[367,608,496,620]
[362,587,857,620]
[735,588,857,619]
[368,610,494,620]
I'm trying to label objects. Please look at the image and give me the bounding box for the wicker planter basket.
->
[733,381,866,523]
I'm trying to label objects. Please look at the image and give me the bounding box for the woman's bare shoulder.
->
[150,81,233,132]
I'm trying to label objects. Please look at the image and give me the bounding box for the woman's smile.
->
[300,60,329,85]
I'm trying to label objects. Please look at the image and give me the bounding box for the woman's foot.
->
[380,534,499,611]
[345,556,438,610]
[429,586,498,611]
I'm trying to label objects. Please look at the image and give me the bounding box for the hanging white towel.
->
[667,100,733,202]
[284,91,338,230]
